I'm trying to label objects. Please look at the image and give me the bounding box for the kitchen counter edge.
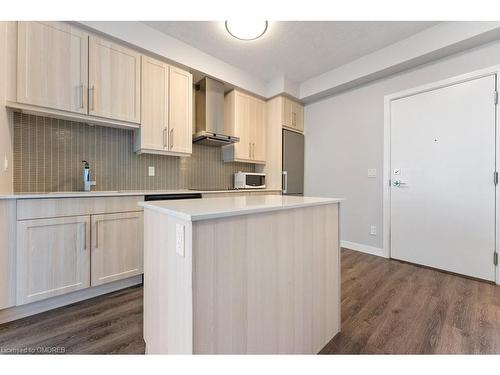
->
[0,189,282,200]
[139,195,344,222]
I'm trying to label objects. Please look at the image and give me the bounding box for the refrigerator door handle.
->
[282,170,288,194]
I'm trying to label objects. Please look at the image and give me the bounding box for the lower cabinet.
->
[16,216,91,305]
[91,211,143,286]
[16,209,144,306]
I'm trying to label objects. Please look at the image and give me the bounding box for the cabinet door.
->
[17,21,88,114]
[16,216,90,305]
[282,97,293,128]
[89,36,141,123]
[292,101,304,132]
[168,66,193,154]
[139,56,169,152]
[253,98,266,162]
[91,212,143,286]
[248,96,258,160]
[234,92,250,160]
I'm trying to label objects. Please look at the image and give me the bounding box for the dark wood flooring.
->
[1,248,499,354]
[0,285,145,354]
[321,249,500,354]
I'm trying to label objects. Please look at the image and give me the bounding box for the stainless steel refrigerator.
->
[282,129,304,195]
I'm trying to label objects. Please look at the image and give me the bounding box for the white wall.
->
[304,38,500,254]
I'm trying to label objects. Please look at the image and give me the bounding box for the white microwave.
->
[234,172,266,189]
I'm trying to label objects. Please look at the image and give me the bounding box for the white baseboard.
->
[341,240,388,258]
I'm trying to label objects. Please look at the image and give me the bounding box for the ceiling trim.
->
[78,21,500,105]
[299,21,500,103]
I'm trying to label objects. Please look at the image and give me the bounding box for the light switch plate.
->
[368,169,377,178]
[148,166,155,177]
[370,225,377,236]
[3,155,8,171]
[176,224,185,257]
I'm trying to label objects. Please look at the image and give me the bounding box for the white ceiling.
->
[143,21,439,83]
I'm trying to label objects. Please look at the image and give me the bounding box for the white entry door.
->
[390,74,497,281]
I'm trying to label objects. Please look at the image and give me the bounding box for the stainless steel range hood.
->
[193,77,240,146]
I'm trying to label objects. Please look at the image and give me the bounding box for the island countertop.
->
[138,195,343,221]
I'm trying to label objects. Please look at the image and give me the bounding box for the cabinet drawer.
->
[17,196,144,220]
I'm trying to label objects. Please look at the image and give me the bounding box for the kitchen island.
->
[139,195,342,354]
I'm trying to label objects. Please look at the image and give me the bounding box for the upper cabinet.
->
[282,97,304,133]
[168,66,193,155]
[13,22,140,128]
[89,36,141,124]
[222,90,266,164]
[135,56,169,154]
[17,22,89,114]
[135,56,193,157]
[251,96,266,162]
[10,21,194,153]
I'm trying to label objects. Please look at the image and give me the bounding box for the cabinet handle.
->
[253,143,256,159]
[249,142,251,158]
[292,112,296,127]
[82,223,87,251]
[95,221,99,249]
[282,171,288,194]
[163,128,167,148]
[79,84,84,109]
[89,85,95,111]
[170,128,174,149]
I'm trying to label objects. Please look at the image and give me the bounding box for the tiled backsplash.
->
[13,112,254,192]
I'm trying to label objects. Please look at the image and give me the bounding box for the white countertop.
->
[0,189,280,200]
[139,195,343,221]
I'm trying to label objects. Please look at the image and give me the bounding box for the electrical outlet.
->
[3,155,8,171]
[176,224,185,257]
[370,225,377,236]
[148,166,155,177]
[368,169,377,178]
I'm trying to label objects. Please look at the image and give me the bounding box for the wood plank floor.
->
[321,249,500,354]
[0,248,499,354]
[0,286,145,354]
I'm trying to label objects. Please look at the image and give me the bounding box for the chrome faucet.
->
[82,160,96,192]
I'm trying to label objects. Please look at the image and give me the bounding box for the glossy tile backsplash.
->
[13,112,254,192]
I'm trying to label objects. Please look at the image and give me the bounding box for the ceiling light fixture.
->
[225,21,268,41]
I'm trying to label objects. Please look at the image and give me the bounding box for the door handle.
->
[392,180,407,187]
[282,171,288,194]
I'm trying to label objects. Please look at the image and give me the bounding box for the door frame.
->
[383,65,500,284]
